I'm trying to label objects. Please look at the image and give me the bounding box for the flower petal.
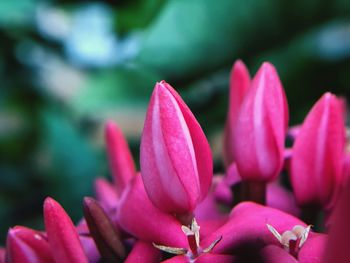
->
[291,93,345,208]
[260,245,298,263]
[140,81,212,213]
[94,177,118,212]
[105,121,136,194]
[323,178,350,263]
[202,202,305,254]
[125,241,161,263]
[44,197,88,263]
[117,176,187,247]
[6,226,54,263]
[233,62,288,182]
[223,60,251,167]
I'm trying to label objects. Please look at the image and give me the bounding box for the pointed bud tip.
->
[157,80,167,86]
[261,61,274,69]
[7,227,17,239]
[83,196,94,204]
[231,59,250,79]
[232,59,246,70]
[7,226,27,236]
[105,120,121,138]
[105,120,116,131]
[155,80,175,94]
[257,62,277,76]
[83,197,99,211]
[322,92,335,101]
[153,80,175,100]
[44,197,56,210]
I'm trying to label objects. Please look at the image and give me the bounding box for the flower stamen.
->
[153,218,222,259]
[266,224,311,257]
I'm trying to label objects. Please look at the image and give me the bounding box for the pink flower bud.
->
[44,197,88,263]
[94,177,118,212]
[223,60,251,166]
[6,226,53,263]
[233,62,288,182]
[291,93,346,208]
[140,81,213,214]
[105,121,136,194]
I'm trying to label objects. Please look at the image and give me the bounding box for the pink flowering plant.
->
[2,60,350,263]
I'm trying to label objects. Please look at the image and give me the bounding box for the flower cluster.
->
[1,61,349,263]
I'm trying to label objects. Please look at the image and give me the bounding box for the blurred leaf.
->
[39,110,102,220]
[116,0,166,33]
[70,66,161,117]
[0,0,37,29]
[137,0,350,81]
[255,19,350,123]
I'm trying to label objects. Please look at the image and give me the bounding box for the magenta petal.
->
[162,255,188,263]
[164,81,213,202]
[267,182,300,217]
[214,164,241,205]
[223,60,251,167]
[76,219,101,262]
[195,253,236,263]
[194,190,228,221]
[117,176,187,247]
[214,164,242,205]
[125,241,161,263]
[0,247,4,263]
[260,245,298,263]
[6,226,54,263]
[291,93,345,208]
[213,176,233,205]
[105,121,136,194]
[298,233,326,263]
[140,81,213,213]
[233,62,288,182]
[323,179,350,263]
[288,125,301,141]
[196,219,227,240]
[94,177,118,212]
[44,197,88,263]
[79,235,100,263]
[202,202,305,254]
[343,154,350,183]
[193,182,227,221]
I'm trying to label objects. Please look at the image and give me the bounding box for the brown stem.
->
[176,212,194,226]
[241,181,266,205]
[301,205,321,227]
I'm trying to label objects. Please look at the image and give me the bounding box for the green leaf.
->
[70,66,161,117]
[39,110,102,220]
[136,0,349,81]
[0,0,37,28]
[116,0,166,33]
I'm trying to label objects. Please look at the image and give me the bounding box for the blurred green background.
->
[1,0,350,244]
